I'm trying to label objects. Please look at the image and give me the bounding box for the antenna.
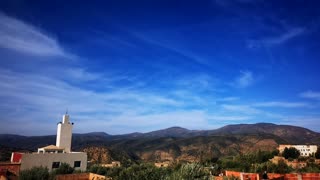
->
[66,108,68,115]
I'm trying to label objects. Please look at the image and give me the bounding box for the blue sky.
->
[1,0,320,135]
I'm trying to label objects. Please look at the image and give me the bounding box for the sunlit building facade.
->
[278,144,318,157]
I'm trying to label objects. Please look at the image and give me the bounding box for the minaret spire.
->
[56,111,73,153]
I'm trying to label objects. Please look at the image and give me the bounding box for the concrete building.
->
[154,161,170,168]
[101,161,121,168]
[278,144,318,157]
[11,113,87,171]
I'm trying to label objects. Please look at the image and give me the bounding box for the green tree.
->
[299,162,320,173]
[219,158,241,171]
[116,163,170,180]
[274,159,293,174]
[88,164,100,174]
[282,147,300,159]
[168,163,210,180]
[256,150,278,163]
[19,166,49,180]
[104,167,124,178]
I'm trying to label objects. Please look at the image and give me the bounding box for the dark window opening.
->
[52,162,60,169]
[74,161,81,168]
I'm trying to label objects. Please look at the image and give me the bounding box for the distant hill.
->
[0,123,319,163]
[0,134,56,151]
[134,127,194,138]
[207,123,320,144]
[109,127,193,139]
[108,123,320,144]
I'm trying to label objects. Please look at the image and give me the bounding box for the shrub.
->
[19,166,49,180]
[168,163,210,180]
[282,147,300,159]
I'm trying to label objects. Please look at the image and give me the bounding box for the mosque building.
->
[11,112,87,171]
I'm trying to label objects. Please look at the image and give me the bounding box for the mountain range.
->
[1,123,319,163]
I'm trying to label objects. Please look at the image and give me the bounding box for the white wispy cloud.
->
[208,115,251,121]
[0,12,72,58]
[222,101,309,119]
[218,97,240,102]
[105,110,209,132]
[131,31,210,66]
[175,74,218,92]
[248,27,305,48]
[253,101,309,108]
[263,27,305,46]
[0,66,255,134]
[64,68,101,81]
[222,104,262,114]
[280,116,320,132]
[233,70,254,88]
[221,101,309,123]
[0,68,182,112]
[300,90,320,100]
[0,68,202,135]
[1,64,316,135]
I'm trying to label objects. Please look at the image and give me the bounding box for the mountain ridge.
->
[1,123,319,163]
[1,122,319,139]
[1,123,319,149]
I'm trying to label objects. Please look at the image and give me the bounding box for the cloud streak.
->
[0,12,72,58]
[253,101,309,108]
[300,90,320,100]
[263,27,305,46]
[209,115,251,121]
[233,70,254,88]
[280,116,320,132]
[222,104,262,114]
[0,68,210,135]
[0,66,318,135]
[248,27,305,49]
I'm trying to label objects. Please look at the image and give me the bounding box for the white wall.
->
[56,122,73,153]
[20,152,87,171]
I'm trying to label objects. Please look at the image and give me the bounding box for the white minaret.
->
[56,111,73,153]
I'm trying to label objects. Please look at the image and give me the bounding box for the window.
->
[52,162,60,169]
[74,161,81,168]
